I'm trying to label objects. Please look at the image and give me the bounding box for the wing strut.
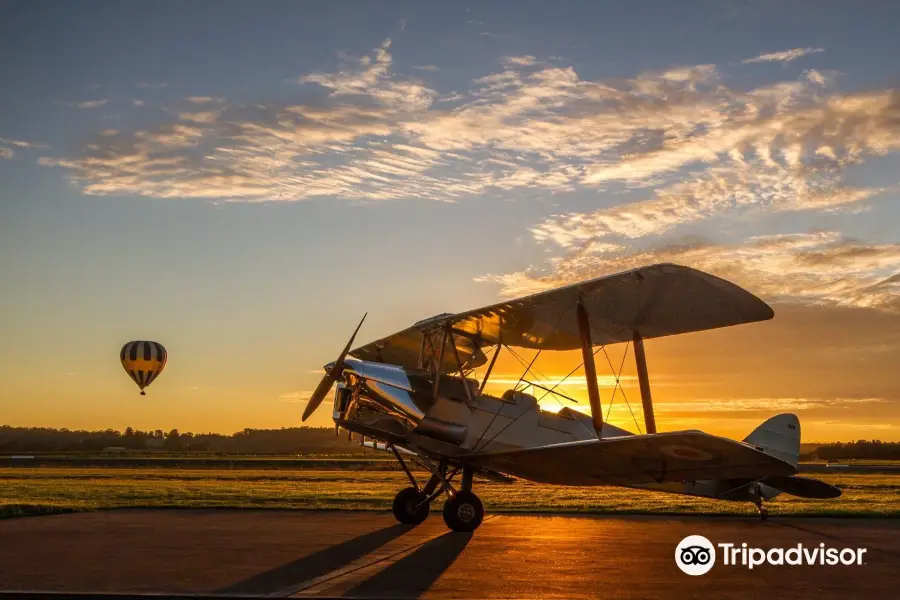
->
[432,326,449,399]
[576,299,603,437]
[479,342,501,394]
[633,330,657,434]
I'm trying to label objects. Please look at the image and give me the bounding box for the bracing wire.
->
[600,343,643,435]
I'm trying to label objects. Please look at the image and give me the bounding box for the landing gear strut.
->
[751,483,768,521]
[389,447,485,532]
[754,499,769,521]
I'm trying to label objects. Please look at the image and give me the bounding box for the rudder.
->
[743,413,800,467]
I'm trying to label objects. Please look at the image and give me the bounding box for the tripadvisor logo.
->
[676,535,716,576]
[675,535,868,575]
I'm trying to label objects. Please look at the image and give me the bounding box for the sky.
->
[2,0,900,442]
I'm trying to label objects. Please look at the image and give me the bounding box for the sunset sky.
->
[2,0,900,442]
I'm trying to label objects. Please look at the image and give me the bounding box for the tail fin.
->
[744,413,800,467]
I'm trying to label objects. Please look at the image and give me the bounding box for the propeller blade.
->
[301,313,367,422]
[302,372,338,422]
[332,313,368,375]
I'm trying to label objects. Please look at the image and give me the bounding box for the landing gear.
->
[755,499,769,521]
[442,490,484,532]
[392,487,430,525]
[751,484,768,521]
[388,446,486,532]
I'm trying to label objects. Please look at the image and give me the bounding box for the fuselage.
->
[331,357,783,503]
[331,357,615,456]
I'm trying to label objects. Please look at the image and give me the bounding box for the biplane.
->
[301,264,840,532]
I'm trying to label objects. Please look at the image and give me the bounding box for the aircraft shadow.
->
[344,531,472,598]
[215,523,412,595]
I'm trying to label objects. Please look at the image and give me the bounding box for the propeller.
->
[302,313,367,422]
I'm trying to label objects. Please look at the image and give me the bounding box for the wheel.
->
[442,490,484,532]
[392,487,430,525]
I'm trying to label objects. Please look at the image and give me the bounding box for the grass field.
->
[2,467,899,519]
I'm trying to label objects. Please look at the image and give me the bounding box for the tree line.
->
[812,440,900,461]
[0,425,372,454]
[3,425,900,459]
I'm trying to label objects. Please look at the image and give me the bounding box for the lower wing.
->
[467,431,798,486]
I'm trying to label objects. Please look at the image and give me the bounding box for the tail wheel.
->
[442,490,484,532]
[392,487,430,525]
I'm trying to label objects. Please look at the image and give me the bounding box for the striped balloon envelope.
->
[120,341,167,395]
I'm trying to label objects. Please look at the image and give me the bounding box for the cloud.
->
[76,99,109,109]
[132,100,145,107]
[186,96,224,104]
[475,231,900,313]
[657,397,885,413]
[39,39,900,213]
[412,65,440,72]
[504,55,539,66]
[0,137,34,149]
[137,82,169,89]
[743,47,826,64]
[277,390,312,403]
[178,110,222,124]
[1,136,41,159]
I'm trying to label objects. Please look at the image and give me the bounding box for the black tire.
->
[392,487,430,525]
[442,490,484,532]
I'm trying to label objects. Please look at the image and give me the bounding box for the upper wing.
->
[466,431,798,486]
[350,263,773,371]
[350,314,490,373]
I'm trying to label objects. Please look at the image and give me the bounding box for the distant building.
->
[102,447,127,453]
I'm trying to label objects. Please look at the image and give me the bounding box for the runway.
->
[1,510,898,599]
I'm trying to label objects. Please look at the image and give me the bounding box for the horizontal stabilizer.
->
[468,431,797,486]
[762,475,842,499]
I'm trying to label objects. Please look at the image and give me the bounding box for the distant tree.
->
[163,429,182,450]
[0,424,390,455]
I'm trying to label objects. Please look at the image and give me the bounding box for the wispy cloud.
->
[136,82,169,89]
[178,110,222,124]
[412,65,440,72]
[277,390,312,403]
[658,397,885,413]
[0,137,34,149]
[186,96,224,104]
[1,136,41,159]
[476,231,900,313]
[743,47,825,64]
[39,39,900,225]
[503,55,540,66]
[75,99,109,109]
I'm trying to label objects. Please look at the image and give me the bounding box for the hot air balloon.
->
[120,341,167,395]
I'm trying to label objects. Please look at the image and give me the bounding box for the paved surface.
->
[1,510,898,599]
